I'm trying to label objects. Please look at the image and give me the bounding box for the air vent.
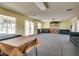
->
[66,8,73,11]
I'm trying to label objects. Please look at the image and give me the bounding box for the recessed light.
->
[52,18,55,20]
[33,14,36,16]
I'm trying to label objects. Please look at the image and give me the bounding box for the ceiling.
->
[0,2,79,22]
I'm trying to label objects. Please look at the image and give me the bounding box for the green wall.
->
[42,22,50,28]
[0,7,43,35]
[59,20,71,30]
[42,20,71,30]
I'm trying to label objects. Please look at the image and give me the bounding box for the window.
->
[37,23,42,29]
[0,15,16,34]
[71,22,75,32]
[77,20,79,32]
[71,19,75,32]
[30,21,34,35]
[25,20,30,36]
[25,20,34,36]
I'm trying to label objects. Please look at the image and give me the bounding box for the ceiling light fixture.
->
[35,2,47,11]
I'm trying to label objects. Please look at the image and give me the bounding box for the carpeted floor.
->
[29,33,79,56]
[0,33,79,56]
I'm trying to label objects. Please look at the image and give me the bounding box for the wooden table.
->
[0,36,39,56]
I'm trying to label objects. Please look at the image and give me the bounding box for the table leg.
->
[0,49,1,55]
[35,46,37,56]
[0,50,4,56]
[24,52,27,56]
